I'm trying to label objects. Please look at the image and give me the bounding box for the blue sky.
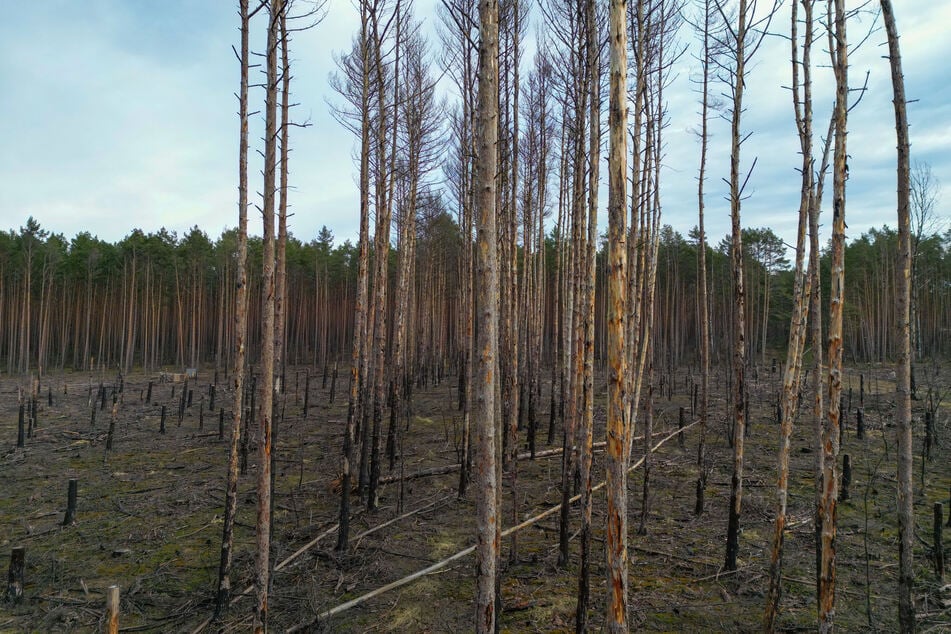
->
[0,1,948,251]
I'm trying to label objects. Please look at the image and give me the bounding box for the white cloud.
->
[0,0,946,254]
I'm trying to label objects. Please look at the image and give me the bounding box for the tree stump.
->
[63,479,78,525]
[106,584,120,634]
[678,407,686,451]
[106,412,117,451]
[936,503,945,581]
[17,404,25,448]
[6,547,24,603]
[839,454,851,502]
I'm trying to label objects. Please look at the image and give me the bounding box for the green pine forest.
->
[1,217,948,376]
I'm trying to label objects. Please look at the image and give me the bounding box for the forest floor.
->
[0,360,949,633]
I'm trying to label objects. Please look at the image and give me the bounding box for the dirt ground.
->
[0,361,948,632]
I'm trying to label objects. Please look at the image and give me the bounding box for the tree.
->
[16,217,47,374]
[764,0,820,627]
[721,0,749,574]
[436,0,478,498]
[519,48,553,463]
[605,0,628,629]
[215,0,254,618]
[473,0,500,630]
[253,0,282,629]
[334,0,373,553]
[389,18,442,474]
[910,160,941,358]
[575,0,600,626]
[715,0,779,574]
[274,0,292,396]
[817,0,848,628]
[880,1,915,630]
[692,0,716,519]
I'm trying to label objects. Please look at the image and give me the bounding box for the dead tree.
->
[388,21,441,472]
[366,0,401,511]
[333,0,373,552]
[764,0,818,627]
[214,0,255,618]
[817,0,848,629]
[715,0,779,573]
[692,0,716,518]
[880,0,916,630]
[436,0,479,498]
[473,0,500,629]
[604,0,628,629]
[253,0,282,629]
[575,0,600,627]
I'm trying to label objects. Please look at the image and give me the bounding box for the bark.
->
[338,2,372,553]
[880,1,916,630]
[818,1,847,629]
[275,6,291,396]
[474,0,500,630]
[694,0,712,519]
[576,0,599,626]
[253,0,282,629]
[366,0,398,511]
[605,0,628,630]
[764,1,814,627]
[724,0,749,574]
[215,0,250,618]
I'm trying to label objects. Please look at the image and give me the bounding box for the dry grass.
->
[0,362,948,632]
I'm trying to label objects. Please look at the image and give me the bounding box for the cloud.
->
[0,0,946,253]
[658,1,951,253]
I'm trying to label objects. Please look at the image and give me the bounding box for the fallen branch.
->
[317,420,699,621]
[189,494,452,633]
[379,428,675,485]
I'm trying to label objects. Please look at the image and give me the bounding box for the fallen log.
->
[316,420,699,622]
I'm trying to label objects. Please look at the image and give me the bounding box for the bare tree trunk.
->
[880,1,915,630]
[605,0,629,629]
[474,0,500,629]
[765,1,815,627]
[576,0,599,625]
[123,253,136,374]
[724,0,749,574]
[253,0,282,630]
[274,6,291,397]
[818,1,848,629]
[694,0,712,519]
[366,0,400,511]
[809,134,825,617]
[215,0,251,618]
[337,1,372,553]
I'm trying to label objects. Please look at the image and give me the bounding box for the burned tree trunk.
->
[764,0,816,627]
[818,1,848,629]
[880,1,915,629]
[215,0,251,617]
[605,0,629,629]
[723,0,750,574]
[253,0,282,630]
[337,0,373,553]
[473,0,500,629]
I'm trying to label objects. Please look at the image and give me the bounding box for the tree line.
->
[1,216,946,378]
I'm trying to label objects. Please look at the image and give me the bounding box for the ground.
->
[0,361,948,632]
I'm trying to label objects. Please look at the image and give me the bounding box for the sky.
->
[0,1,948,253]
